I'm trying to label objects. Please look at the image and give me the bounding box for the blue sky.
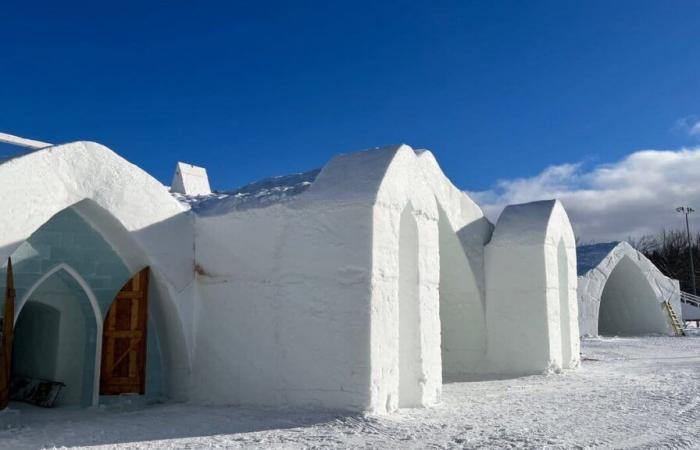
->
[2,1,700,233]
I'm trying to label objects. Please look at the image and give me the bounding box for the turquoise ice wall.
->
[0,208,163,405]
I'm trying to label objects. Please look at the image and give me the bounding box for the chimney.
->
[171,162,211,196]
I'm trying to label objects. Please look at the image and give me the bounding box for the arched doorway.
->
[3,206,164,407]
[100,267,150,396]
[598,256,667,335]
[13,264,101,406]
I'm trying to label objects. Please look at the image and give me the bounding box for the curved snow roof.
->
[576,241,677,294]
[488,199,574,248]
[0,141,192,290]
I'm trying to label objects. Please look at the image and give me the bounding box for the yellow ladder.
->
[663,300,685,336]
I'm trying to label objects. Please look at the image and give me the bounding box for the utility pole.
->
[676,206,697,295]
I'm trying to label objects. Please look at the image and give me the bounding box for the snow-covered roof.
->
[0,140,194,292]
[576,242,619,276]
[175,144,490,225]
[174,168,321,216]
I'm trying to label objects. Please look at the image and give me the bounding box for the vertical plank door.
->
[100,267,149,395]
[0,258,14,409]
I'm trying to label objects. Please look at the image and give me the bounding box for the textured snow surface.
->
[3,334,698,449]
[173,168,321,215]
[577,242,619,275]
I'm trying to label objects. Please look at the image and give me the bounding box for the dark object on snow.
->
[10,375,65,407]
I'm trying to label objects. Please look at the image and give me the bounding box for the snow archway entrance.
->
[13,264,101,406]
[598,256,669,335]
[2,204,169,404]
[577,242,681,337]
[0,141,193,400]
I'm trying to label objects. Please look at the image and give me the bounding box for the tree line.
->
[627,229,700,294]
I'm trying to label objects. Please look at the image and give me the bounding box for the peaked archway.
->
[13,263,102,406]
[598,256,668,336]
[2,204,170,407]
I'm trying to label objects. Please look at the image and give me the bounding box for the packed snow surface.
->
[174,168,321,215]
[577,241,619,275]
[2,333,698,449]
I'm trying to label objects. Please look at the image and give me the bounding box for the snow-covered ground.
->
[2,332,699,449]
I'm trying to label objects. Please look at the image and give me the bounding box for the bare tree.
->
[627,228,700,293]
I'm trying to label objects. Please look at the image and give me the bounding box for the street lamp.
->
[676,206,697,295]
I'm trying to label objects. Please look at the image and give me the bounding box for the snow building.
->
[0,138,580,413]
[577,241,682,337]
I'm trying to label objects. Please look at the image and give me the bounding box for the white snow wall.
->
[484,200,580,375]
[577,242,681,337]
[191,145,492,413]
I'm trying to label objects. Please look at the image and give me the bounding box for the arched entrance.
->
[100,267,150,396]
[598,256,667,335]
[2,205,164,407]
[11,265,153,406]
[0,143,193,405]
[13,264,102,406]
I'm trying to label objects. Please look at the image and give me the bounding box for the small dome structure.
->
[577,241,681,336]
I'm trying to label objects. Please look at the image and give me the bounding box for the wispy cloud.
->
[674,115,700,138]
[469,148,700,242]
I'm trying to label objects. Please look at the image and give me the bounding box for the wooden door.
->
[0,258,15,409]
[100,267,149,395]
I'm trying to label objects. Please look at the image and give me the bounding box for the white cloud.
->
[469,148,700,243]
[674,115,700,138]
[691,122,700,137]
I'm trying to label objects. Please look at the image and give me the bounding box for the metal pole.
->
[685,211,697,295]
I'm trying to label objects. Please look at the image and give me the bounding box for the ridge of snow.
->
[173,168,321,216]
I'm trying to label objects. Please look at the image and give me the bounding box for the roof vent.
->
[171,162,211,196]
